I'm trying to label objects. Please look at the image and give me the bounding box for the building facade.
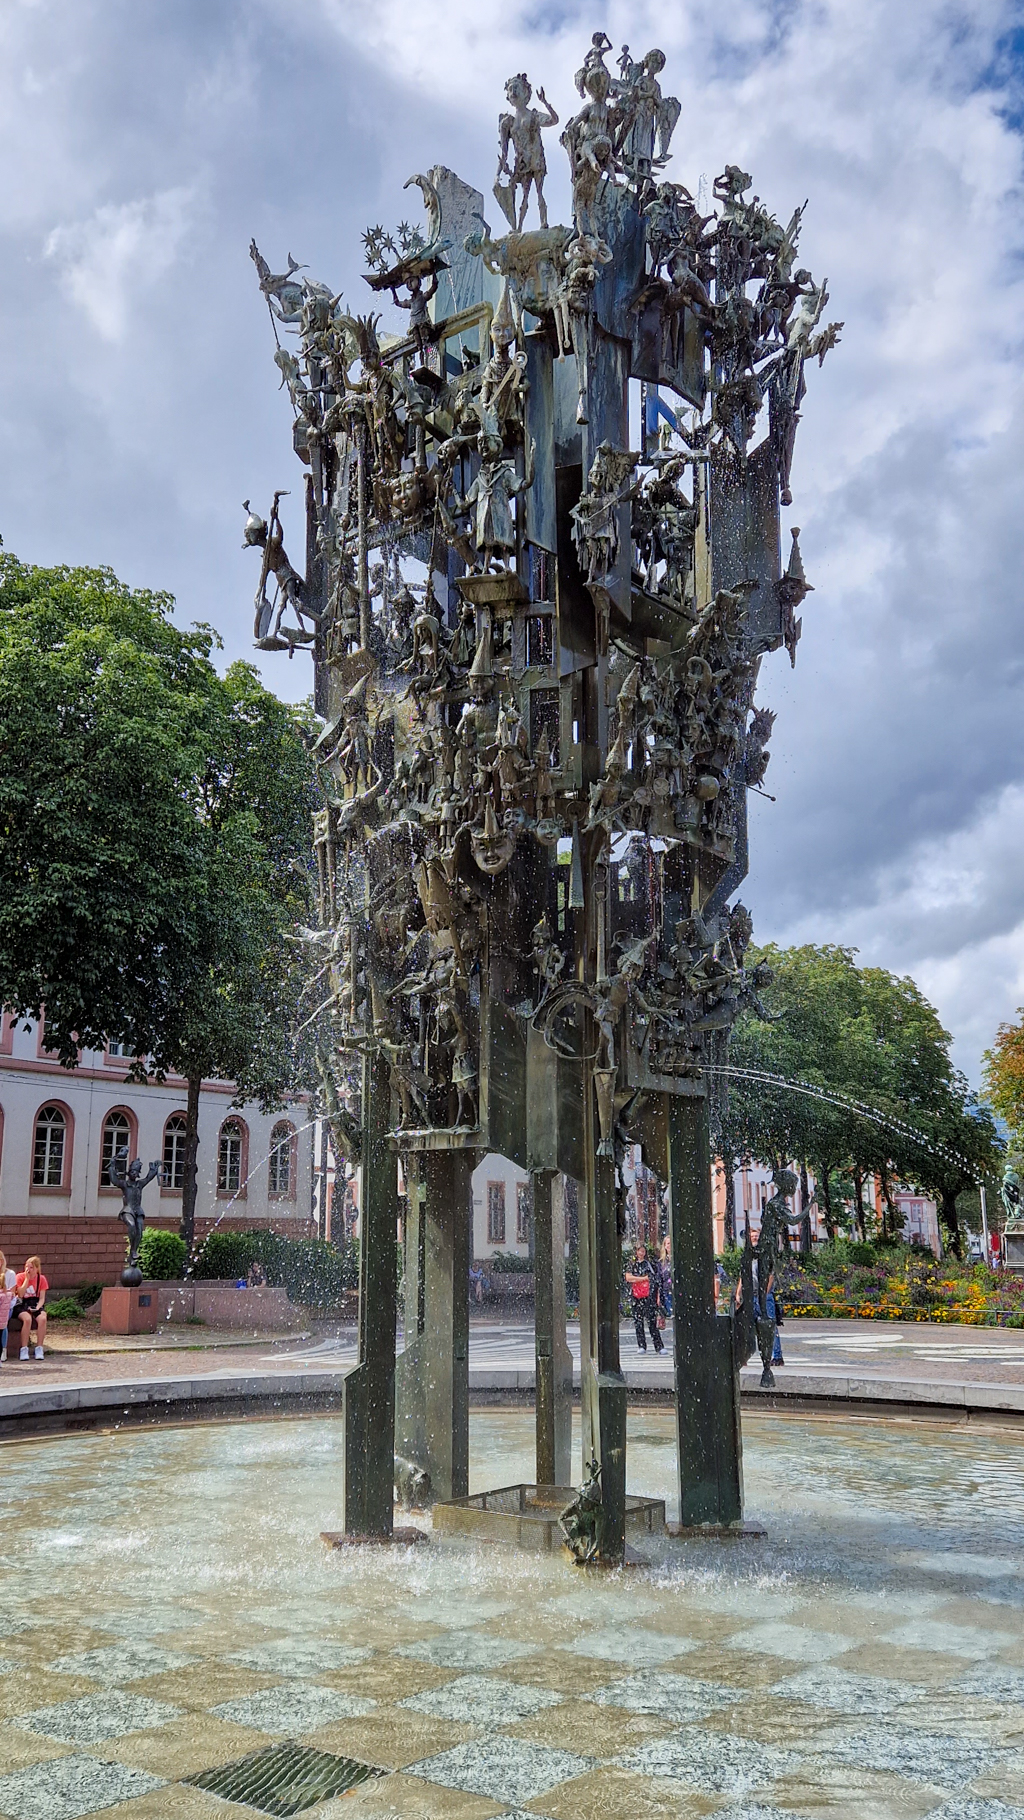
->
[0,1015,314,1287]
[472,1152,533,1261]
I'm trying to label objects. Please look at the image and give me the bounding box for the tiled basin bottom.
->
[0,1409,1021,1819]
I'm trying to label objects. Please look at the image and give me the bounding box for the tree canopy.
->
[0,552,315,1242]
[722,943,1003,1255]
[983,1011,1024,1145]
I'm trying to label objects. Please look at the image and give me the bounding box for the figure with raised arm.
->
[495,73,559,230]
[109,1153,162,1284]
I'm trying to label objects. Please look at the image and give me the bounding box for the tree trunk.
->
[881,1172,898,1243]
[853,1168,865,1241]
[180,1073,202,1258]
[724,1162,736,1250]
[799,1161,812,1255]
[941,1188,963,1260]
[818,1165,837,1242]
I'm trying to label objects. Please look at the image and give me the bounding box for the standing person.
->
[13,1256,48,1361]
[624,1242,663,1353]
[0,1251,16,1364]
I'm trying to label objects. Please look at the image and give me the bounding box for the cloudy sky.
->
[2,0,1023,1082]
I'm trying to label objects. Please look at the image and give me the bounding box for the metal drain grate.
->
[186,1741,384,1815]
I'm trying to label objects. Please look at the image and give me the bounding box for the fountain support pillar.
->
[342,1047,397,1537]
[669,1092,744,1528]
[396,1148,473,1503]
[533,1168,573,1487]
[578,1046,627,1561]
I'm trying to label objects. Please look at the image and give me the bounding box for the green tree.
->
[149,663,314,1248]
[0,553,314,1249]
[723,943,998,1253]
[983,1011,1024,1143]
[899,1079,1004,1259]
[724,945,879,1239]
[0,554,218,1060]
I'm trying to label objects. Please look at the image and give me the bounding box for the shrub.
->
[847,1241,877,1266]
[137,1230,187,1280]
[46,1295,86,1321]
[191,1228,357,1312]
[44,1282,105,1321]
[487,1251,533,1274]
[192,1229,257,1282]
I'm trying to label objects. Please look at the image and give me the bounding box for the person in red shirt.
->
[624,1242,664,1353]
[13,1256,48,1361]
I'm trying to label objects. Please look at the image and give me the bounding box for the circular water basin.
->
[0,1409,1021,1817]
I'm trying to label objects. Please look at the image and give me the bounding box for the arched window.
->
[218,1119,245,1195]
[163,1114,187,1192]
[268,1122,294,1197]
[100,1110,134,1188]
[33,1105,67,1188]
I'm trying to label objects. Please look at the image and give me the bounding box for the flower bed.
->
[721,1242,1024,1326]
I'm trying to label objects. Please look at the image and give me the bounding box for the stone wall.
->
[0,1214,314,1290]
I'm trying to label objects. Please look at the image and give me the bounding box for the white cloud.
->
[44,186,196,341]
[2,0,1024,1084]
[768,781,1024,1073]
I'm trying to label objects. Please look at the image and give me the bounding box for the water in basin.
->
[0,1409,1021,1817]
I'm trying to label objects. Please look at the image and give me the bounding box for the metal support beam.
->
[341,1048,397,1537]
[579,1054,627,1561]
[395,1149,473,1503]
[669,1093,744,1527]
[533,1168,573,1487]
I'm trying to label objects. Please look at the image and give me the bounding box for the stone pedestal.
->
[100,1285,159,1335]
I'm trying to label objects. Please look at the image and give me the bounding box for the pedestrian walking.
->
[624,1242,664,1353]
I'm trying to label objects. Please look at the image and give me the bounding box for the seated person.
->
[14,1256,48,1361]
[0,1249,16,1364]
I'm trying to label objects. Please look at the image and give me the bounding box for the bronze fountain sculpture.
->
[246,33,839,1560]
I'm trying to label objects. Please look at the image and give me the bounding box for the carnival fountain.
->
[2,34,1021,1820]
[243,28,840,1559]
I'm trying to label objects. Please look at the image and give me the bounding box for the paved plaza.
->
[5,1317,1024,1400]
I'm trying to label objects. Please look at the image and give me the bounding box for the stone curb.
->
[0,1365,1022,1436]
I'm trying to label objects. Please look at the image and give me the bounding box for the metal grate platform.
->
[433,1482,666,1551]
[186,1741,384,1814]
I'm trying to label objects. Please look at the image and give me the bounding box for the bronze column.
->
[342,1046,398,1536]
[533,1168,573,1486]
[669,1091,743,1528]
[395,1148,473,1502]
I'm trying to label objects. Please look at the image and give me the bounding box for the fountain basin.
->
[0,1409,1020,1814]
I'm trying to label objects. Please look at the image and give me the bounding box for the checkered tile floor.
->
[0,1409,1021,1819]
